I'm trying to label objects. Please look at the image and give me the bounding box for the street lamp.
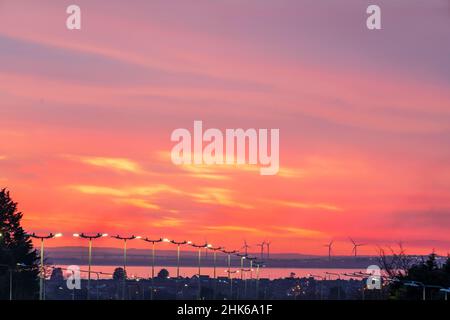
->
[190,242,208,299]
[170,240,187,279]
[237,253,247,280]
[245,256,257,299]
[141,237,162,300]
[404,281,426,301]
[326,272,342,300]
[190,242,208,277]
[440,288,450,301]
[73,232,107,299]
[141,237,162,280]
[221,249,237,281]
[226,269,239,299]
[208,246,223,279]
[208,246,223,300]
[28,232,63,300]
[111,234,141,300]
[254,261,265,300]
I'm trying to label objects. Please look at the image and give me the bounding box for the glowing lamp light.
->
[73,233,80,237]
[54,233,63,238]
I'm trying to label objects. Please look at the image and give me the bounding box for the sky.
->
[0,0,449,256]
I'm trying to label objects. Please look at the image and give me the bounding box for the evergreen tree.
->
[113,267,127,281]
[0,188,39,299]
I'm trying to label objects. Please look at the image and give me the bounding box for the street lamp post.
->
[221,249,237,298]
[309,274,326,300]
[236,253,247,299]
[28,232,63,300]
[227,270,239,299]
[237,254,247,280]
[191,243,208,276]
[208,246,223,299]
[404,281,426,300]
[73,232,108,300]
[170,240,188,279]
[144,237,165,279]
[208,246,223,280]
[326,272,342,300]
[221,249,237,281]
[191,242,208,299]
[141,237,163,300]
[254,261,265,300]
[245,257,257,299]
[440,288,450,301]
[111,235,141,300]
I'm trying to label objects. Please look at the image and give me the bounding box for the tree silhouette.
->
[157,268,169,279]
[0,188,39,299]
[388,252,450,300]
[113,267,127,281]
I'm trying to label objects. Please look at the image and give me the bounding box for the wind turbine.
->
[349,238,366,257]
[265,241,271,260]
[241,240,250,256]
[256,241,265,260]
[324,241,333,261]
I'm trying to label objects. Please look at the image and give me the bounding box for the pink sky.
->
[0,0,449,255]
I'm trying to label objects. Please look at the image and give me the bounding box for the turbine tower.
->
[265,241,271,260]
[256,241,265,260]
[241,240,250,256]
[350,238,366,257]
[324,241,333,261]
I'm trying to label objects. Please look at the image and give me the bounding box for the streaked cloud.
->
[64,155,144,174]
[152,217,185,228]
[203,225,261,233]
[115,198,160,210]
[271,200,343,212]
[274,227,326,239]
[69,184,181,197]
[69,185,127,197]
[191,188,253,209]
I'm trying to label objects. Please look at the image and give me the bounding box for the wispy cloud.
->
[64,155,144,174]
[69,185,128,197]
[273,227,326,239]
[115,198,160,210]
[203,225,261,233]
[191,188,253,209]
[69,184,181,197]
[272,200,343,212]
[152,217,185,228]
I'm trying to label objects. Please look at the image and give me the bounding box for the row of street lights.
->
[27,232,264,300]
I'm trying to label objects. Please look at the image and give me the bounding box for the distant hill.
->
[44,246,381,268]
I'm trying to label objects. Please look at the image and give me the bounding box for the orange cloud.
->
[191,188,253,209]
[274,200,343,212]
[115,198,160,210]
[203,225,261,233]
[152,217,185,228]
[65,155,144,174]
[273,227,326,239]
[69,184,181,197]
